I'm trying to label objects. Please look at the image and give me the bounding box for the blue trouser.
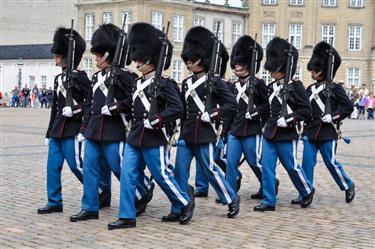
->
[262,138,313,207]
[302,139,353,191]
[119,144,190,219]
[82,139,149,212]
[194,139,227,194]
[172,143,237,213]
[226,134,262,192]
[23,95,29,107]
[46,137,109,207]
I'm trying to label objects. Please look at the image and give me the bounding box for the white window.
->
[102,12,112,24]
[232,22,242,46]
[84,58,93,78]
[349,0,363,7]
[347,68,361,87]
[289,24,303,49]
[173,15,184,42]
[261,67,273,85]
[41,75,47,86]
[151,12,163,31]
[348,25,362,51]
[172,59,183,83]
[322,25,336,46]
[193,17,205,27]
[121,11,132,33]
[85,14,95,41]
[29,75,35,88]
[213,19,224,41]
[293,65,302,81]
[263,0,277,5]
[289,0,304,5]
[262,23,276,48]
[322,0,336,6]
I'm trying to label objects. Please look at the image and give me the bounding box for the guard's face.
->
[271,71,285,80]
[309,70,324,81]
[94,53,109,69]
[234,65,249,78]
[54,55,66,67]
[186,60,204,73]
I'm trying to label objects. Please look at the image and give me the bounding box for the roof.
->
[0,44,53,60]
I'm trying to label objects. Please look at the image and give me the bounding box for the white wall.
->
[0,59,61,95]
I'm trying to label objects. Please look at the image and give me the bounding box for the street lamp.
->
[17,58,23,89]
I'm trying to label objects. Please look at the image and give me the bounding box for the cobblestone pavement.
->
[0,108,374,249]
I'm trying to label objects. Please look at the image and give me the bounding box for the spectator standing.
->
[10,86,20,107]
[358,84,369,120]
[39,85,48,108]
[349,85,359,119]
[21,84,30,108]
[31,84,39,108]
[46,86,53,108]
[366,93,374,120]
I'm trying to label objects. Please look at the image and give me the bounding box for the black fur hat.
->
[51,27,86,68]
[264,37,298,76]
[230,35,263,73]
[181,26,228,75]
[128,22,173,70]
[90,24,131,66]
[307,41,341,79]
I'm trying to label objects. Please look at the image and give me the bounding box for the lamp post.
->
[17,58,23,90]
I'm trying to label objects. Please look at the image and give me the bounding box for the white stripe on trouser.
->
[144,177,151,190]
[74,138,83,174]
[255,135,262,172]
[119,142,124,167]
[331,141,349,190]
[209,143,232,204]
[159,146,189,206]
[292,140,311,194]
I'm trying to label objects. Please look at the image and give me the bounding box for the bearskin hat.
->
[307,41,341,79]
[51,27,86,68]
[128,22,173,70]
[230,35,263,74]
[181,26,225,74]
[90,24,131,67]
[219,42,229,77]
[264,37,299,76]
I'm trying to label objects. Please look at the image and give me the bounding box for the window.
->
[172,59,183,83]
[213,19,224,41]
[102,12,112,24]
[348,25,362,51]
[85,14,95,41]
[84,58,93,78]
[262,0,277,5]
[173,15,184,42]
[349,0,363,7]
[261,67,273,85]
[289,24,303,49]
[293,65,302,80]
[41,75,47,86]
[322,0,336,6]
[289,0,304,5]
[151,12,163,30]
[121,11,132,33]
[347,68,361,87]
[322,25,336,46]
[193,17,205,27]
[232,22,242,46]
[28,75,35,88]
[262,23,276,48]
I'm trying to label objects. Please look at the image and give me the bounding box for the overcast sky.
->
[194,0,243,7]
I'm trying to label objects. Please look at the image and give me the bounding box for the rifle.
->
[323,46,351,144]
[64,19,75,108]
[205,21,221,112]
[148,21,171,122]
[246,33,258,117]
[279,43,294,118]
[105,15,128,105]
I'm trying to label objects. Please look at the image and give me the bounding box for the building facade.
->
[76,0,249,82]
[250,0,375,91]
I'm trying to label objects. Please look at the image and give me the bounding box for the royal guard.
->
[254,37,314,212]
[166,26,240,221]
[108,23,194,230]
[70,24,153,222]
[38,27,110,214]
[297,41,355,204]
